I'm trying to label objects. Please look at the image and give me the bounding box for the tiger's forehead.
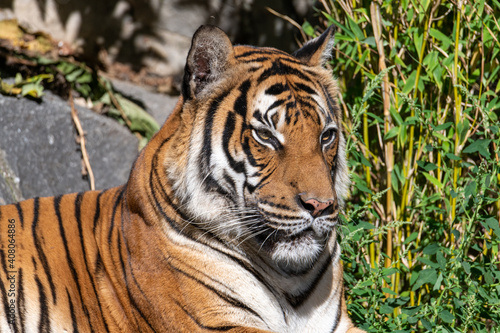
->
[250,79,329,131]
[233,45,336,127]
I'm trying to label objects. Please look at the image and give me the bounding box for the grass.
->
[297,0,500,331]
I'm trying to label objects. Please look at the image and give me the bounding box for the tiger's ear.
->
[292,25,335,67]
[182,25,234,99]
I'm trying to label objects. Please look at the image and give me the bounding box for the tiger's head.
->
[166,25,348,274]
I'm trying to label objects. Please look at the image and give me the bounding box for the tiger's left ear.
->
[292,25,335,67]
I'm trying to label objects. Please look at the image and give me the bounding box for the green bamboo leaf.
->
[413,29,424,60]
[347,16,365,41]
[402,71,417,94]
[429,28,452,50]
[323,13,356,40]
[404,232,418,245]
[361,36,376,47]
[432,131,450,142]
[423,172,443,189]
[384,126,400,140]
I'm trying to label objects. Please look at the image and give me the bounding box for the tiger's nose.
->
[298,196,334,218]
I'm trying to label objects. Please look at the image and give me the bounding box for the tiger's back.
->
[0,190,116,331]
[0,25,365,332]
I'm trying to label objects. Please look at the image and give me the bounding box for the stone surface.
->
[0,91,139,204]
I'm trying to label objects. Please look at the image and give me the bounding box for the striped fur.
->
[0,26,364,332]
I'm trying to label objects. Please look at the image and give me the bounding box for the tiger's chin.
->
[256,228,328,275]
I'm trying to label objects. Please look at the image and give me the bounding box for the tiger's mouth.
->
[250,216,334,273]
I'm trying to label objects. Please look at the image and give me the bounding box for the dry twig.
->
[69,90,95,191]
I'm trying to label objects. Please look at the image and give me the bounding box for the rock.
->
[0,91,139,204]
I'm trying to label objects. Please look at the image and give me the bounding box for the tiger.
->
[0,25,365,332]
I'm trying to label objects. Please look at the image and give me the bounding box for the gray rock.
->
[0,92,139,204]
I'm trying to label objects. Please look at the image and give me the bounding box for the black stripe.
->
[242,137,257,167]
[200,90,231,196]
[17,268,25,333]
[320,84,337,123]
[107,188,126,244]
[93,191,104,233]
[14,202,24,229]
[32,198,57,304]
[265,83,288,96]
[54,195,87,319]
[36,276,51,333]
[235,48,291,59]
[234,80,251,118]
[294,82,317,95]
[76,192,110,332]
[257,60,314,84]
[222,112,245,174]
[171,264,265,322]
[173,299,238,331]
[66,289,79,333]
[266,99,286,113]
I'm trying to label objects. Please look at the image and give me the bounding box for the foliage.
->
[0,19,159,149]
[301,0,500,331]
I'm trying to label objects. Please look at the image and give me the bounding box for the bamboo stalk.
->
[370,2,395,298]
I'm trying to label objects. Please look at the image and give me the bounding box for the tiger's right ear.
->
[182,25,234,100]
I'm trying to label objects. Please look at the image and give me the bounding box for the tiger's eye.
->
[256,129,272,141]
[321,129,336,145]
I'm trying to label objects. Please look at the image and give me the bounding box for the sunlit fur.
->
[0,26,364,332]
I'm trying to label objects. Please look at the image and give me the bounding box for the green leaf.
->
[347,16,365,41]
[301,21,315,37]
[421,319,433,330]
[463,139,492,158]
[423,243,439,255]
[485,217,500,237]
[382,287,398,296]
[21,82,44,98]
[445,153,461,161]
[384,126,400,140]
[436,251,446,269]
[423,172,443,189]
[433,272,443,290]
[439,310,455,324]
[361,36,376,47]
[65,68,85,82]
[404,232,418,245]
[432,131,450,142]
[402,71,417,94]
[433,122,453,131]
[429,28,452,50]
[115,94,160,139]
[379,304,395,314]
